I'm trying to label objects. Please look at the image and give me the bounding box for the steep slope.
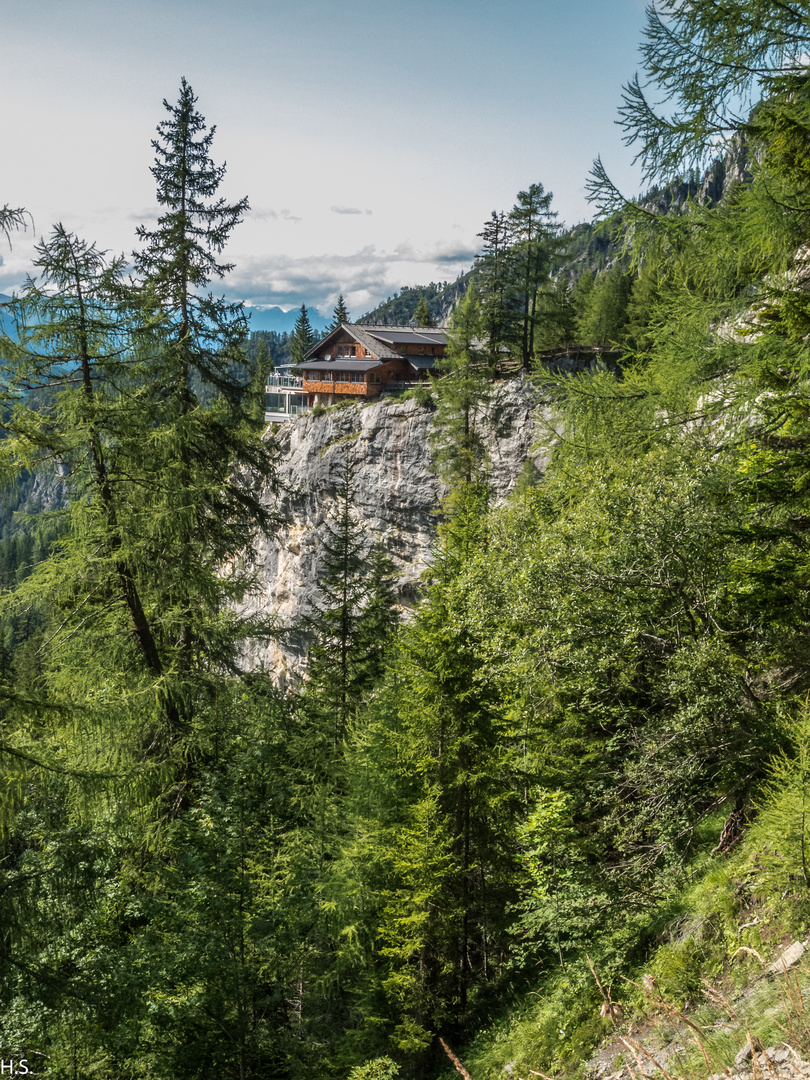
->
[240,376,546,683]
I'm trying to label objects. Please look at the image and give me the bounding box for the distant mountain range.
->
[0,294,15,340]
[244,305,329,333]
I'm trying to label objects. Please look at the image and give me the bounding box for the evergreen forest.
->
[6,4,810,1079]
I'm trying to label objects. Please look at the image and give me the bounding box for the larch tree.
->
[507,182,559,369]
[0,81,291,1080]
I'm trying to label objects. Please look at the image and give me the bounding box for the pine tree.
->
[290,304,316,365]
[331,294,350,330]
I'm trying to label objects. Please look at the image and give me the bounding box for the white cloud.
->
[227,242,473,317]
[330,205,368,216]
[249,207,303,224]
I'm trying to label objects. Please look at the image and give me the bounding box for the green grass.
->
[439,793,810,1080]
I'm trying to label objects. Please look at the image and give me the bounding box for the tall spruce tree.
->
[430,286,492,490]
[130,78,277,718]
[475,210,512,362]
[134,77,251,405]
[0,84,290,1079]
[302,451,397,748]
[330,294,350,330]
[290,303,316,365]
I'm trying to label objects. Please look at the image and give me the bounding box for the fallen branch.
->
[439,1037,473,1080]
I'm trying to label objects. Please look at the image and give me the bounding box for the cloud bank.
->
[227,240,477,317]
[330,205,372,216]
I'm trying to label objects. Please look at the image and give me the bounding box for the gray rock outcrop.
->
[238,375,546,685]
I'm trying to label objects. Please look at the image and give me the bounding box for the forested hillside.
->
[4,4,810,1079]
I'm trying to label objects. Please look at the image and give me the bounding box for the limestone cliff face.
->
[239,375,545,684]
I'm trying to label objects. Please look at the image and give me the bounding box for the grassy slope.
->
[441,796,810,1080]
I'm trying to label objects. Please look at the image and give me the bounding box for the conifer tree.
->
[475,210,512,362]
[290,303,316,365]
[577,263,633,347]
[430,286,492,489]
[330,293,350,330]
[534,276,578,350]
[302,452,397,747]
[0,205,28,245]
[254,332,272,376]
[129,78,277,712]
[0,226,165,680]
[475,189,561,368]
[414,294,435,327]
[507,182,559,368]
[134,77,250,405]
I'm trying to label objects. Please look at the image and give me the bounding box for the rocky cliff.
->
[239,375,547,684]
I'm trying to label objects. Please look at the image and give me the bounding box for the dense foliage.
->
[5,5,810,1077]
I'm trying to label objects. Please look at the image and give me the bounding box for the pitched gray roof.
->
[406,356,440,371]
[297,359,379,373]
[363,326,447,349]
[303,323,447,363]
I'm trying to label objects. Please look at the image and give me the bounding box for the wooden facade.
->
[293,324,448,409]
[301,358,412,402]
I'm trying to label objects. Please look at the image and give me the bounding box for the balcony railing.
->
[382,381,419,392]
[266,374,303,388]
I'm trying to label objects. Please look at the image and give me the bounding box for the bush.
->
[347,1057,400,1079]
[403,382,434,406]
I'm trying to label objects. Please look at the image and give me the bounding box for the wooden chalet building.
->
[264,324,447,422]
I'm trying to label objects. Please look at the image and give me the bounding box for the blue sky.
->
[2,0,650,324]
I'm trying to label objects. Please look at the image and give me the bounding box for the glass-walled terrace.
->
[265,375,308,421]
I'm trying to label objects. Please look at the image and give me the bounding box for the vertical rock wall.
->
[238,375,546,684]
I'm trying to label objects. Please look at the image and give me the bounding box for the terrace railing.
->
[266,374,303,388]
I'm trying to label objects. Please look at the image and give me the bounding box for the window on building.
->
[265,393,287,413]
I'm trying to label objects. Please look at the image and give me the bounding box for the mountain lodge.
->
[264,323,447,422]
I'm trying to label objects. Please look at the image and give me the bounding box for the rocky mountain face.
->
[239,375,547,685]
[356,274,472,329]
[641,135,752,215]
